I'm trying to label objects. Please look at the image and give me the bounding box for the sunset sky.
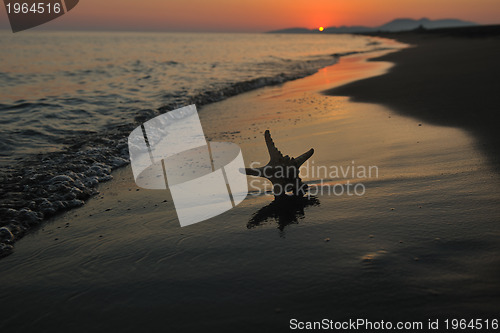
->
[1,0,500,32]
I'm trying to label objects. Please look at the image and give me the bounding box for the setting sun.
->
[318,26,324,31]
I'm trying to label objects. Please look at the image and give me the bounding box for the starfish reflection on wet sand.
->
[247,195,320,233]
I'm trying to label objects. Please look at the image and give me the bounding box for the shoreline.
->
[1,33,499,331]
[0,38,404,259]
[326,26,500,170]
[1,42,498,331]
[2,25,499,258]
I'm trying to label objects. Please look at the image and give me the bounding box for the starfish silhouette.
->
[243,130,314,196]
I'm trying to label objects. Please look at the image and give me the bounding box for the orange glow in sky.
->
[1,0,499,32]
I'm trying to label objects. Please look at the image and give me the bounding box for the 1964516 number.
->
[6,2,61,14]
[444,319,498,330]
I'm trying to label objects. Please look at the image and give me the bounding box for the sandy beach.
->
[1,30,500,332]
[328,26,500,168]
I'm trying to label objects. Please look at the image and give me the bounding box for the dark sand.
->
[326,25,500,169]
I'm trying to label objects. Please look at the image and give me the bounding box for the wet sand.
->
[327,26,500,169]
[1,41,500,332]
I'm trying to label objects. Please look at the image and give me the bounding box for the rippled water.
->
[0,31,380,165]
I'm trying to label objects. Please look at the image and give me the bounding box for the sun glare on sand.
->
[319,27,324,31]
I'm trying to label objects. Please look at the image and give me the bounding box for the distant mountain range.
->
[268,18,478,34]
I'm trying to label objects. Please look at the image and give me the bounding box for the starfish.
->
[243,130,314,196]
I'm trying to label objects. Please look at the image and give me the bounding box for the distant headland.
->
[268,18,477,34]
